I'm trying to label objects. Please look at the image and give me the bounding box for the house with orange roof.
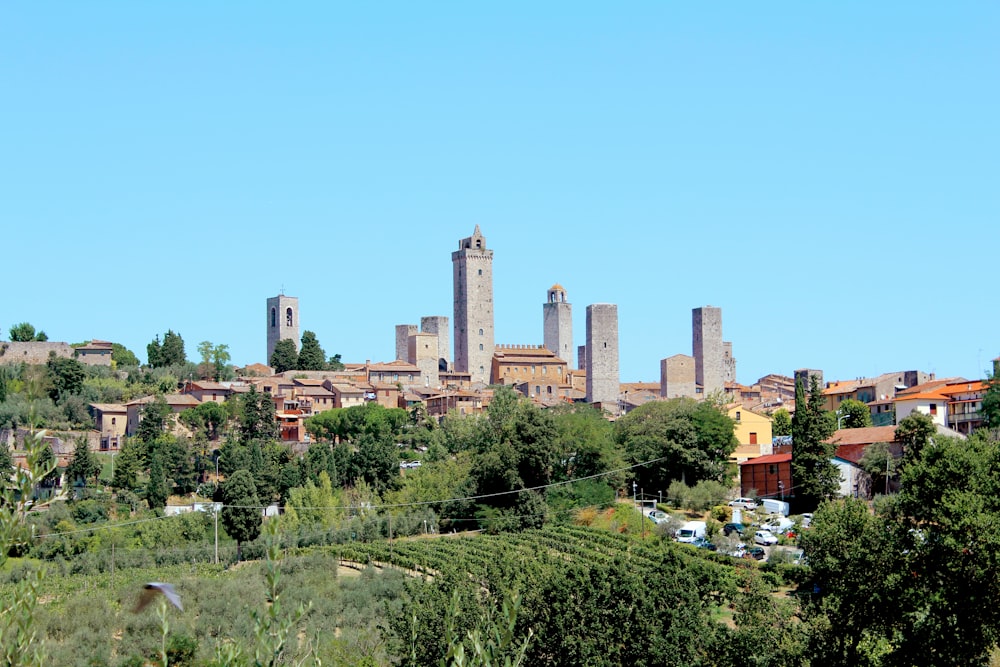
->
[894,388,950,427]
[941,380,988,434]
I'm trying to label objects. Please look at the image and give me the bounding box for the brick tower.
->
[452,226,494,383]
[266,294,299,364]
[543,284,573,367]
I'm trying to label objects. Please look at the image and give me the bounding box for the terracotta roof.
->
[894,391,949,402]
[834,444,868,465]
[739,453,791,466]
[188,381,229,391]
[826,425,897,446]
[823,381,863,395]
[895,377,964,397]
[126,394,200,407]
[367,361,420,372]
[90,402,127,412]
[940,381,987,395]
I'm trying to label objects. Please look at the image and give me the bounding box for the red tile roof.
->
[738,452,791,466]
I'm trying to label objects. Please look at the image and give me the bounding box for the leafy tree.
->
[790,375,838,511]
[771,407,792,436]
[549,403,622,483]
[351,432,400,494]
[896,410,936,463]
[197,341,232,381]
[801,433,1000,666]
[283,472,341,530]
[64,436,101,487]
[858,441,897,497]
[269,338,298,373]
[237,385,279,444]
[616,397,737,495]
[112,439,142,492]
[45,356,85,403]
[296,330,326,371]
[9,322,43,342]
[980,361,1000,430]
[221,469,262,561]
[146,334,163,368]
[136,396,172,445]
[836,398,872,429]
[160,330,186,366]
[327,353,344,371]
[146,451,169,509]
[111,343,140,368]
[179,400,230,441]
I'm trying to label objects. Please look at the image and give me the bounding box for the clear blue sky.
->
[3,3,998,385]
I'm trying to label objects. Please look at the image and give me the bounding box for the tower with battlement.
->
[543,284,573,367]
[266,295,299,364]
[452,226,494,383]
[586,303,619,411]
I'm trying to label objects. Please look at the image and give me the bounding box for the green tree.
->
[146,451,169,509]
[980,361,1000,430]
[112,439,142,492]
[179,400,230,441]
[790,375,838,510]
[9,322,42,342]
[161,329,186,366]
[146,334,163,367]
[221,469,262,561]
[237,385,279,444]
[136,396,172,445]
[327,353,344,371]
[896,410,936,463]
[64,436,101,487]
[269,339,298,373]
[616,397,737,494]
[111,342,140,368]
[771,407,792,436]
[45,356,86,403]
[296,330,326,370]
[197,341,232,381]
[858,441,898,497]
[836,398,872,429]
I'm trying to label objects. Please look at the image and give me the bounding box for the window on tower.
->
[286,308,293,326]
[271,308,276,327]
[478,269,482,275]
[479,329,483,336]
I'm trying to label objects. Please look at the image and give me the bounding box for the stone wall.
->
[0,341,74,366]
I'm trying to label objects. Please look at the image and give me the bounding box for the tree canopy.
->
[615,397,737,494]
[269,338,298,373]
[221,469,262,561]
[836,398,872,429]
[297,330,326,370]
[790,375,838,510]
[8,322,46,342]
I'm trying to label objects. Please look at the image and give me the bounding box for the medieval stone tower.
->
[693,305,724,396]
[586,303,620,411]
[543,284,573,367]
[266,294,299,364]
[420,315,451,371]
[452,226,494,383]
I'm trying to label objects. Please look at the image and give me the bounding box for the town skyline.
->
[3,4,997,385]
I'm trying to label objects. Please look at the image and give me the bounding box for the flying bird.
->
[133,582,183,613]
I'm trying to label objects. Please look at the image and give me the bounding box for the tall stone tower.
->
[266,295,299,364]
[693,306,724,396]
[543,284,573,367]
[586,303,619,411]
[452,226,494,383]
[395,324,417,362]
[420,315,451,371]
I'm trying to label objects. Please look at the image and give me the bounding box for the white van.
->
[675,521,707,543]
[760,499,790,517]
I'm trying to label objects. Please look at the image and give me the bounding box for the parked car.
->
[754,530,778,546]
[675,521,707,543]
[791,550,808,566]
[690,536,717,551]
[800,513,814,528]
[722,522,745,537]
[728,497,757,510]
[761,517,794,535]
[745,546,766,560]
[647,510,670,525]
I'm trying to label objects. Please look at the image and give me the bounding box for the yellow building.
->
[727,405,773,462]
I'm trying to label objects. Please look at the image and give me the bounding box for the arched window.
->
[478,269,483,275]
[286,308,293,326]
[479,344,484,351]
[478,328,484,336]
[270,308,276,327]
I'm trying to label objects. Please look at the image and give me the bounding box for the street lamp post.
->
[836,409,848,429]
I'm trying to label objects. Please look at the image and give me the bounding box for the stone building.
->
[542,284,573,367]
[409,331,440,388]
[693,306,726,396]
[491,344,570,400]
[395,324,417,362]
[266,294,299,364]
[660,354,696,399]
[586,304,620,413]
[420,315,450,371]
[452,226,494,384]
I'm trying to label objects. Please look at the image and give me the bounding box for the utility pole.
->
[214,505,219,565]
